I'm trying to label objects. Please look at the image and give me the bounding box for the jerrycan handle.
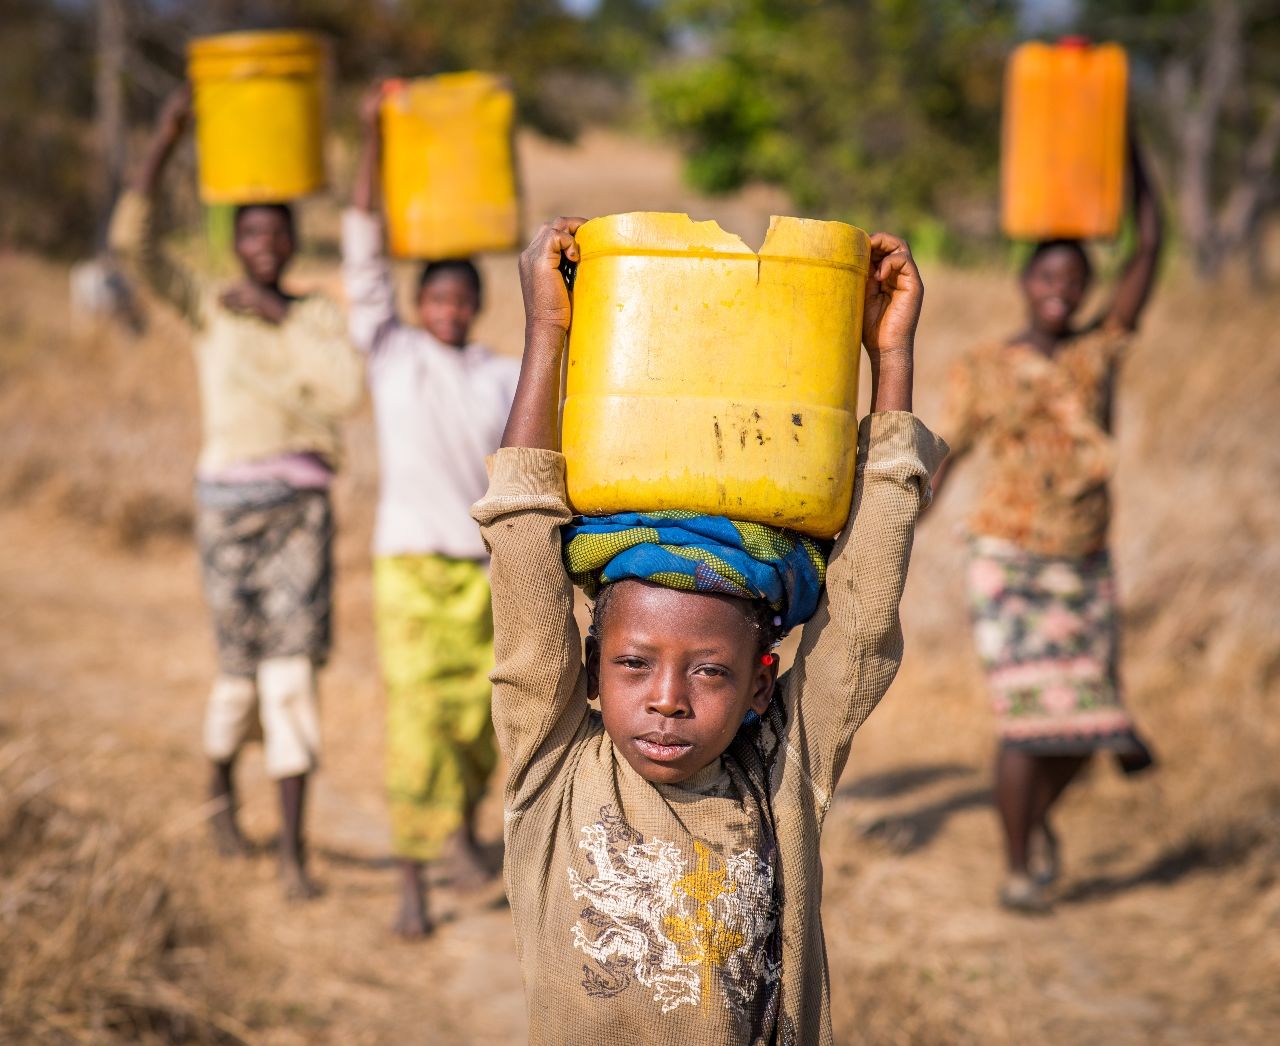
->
[558,254,577,292]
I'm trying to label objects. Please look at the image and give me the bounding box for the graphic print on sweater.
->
[568,805,779,1024]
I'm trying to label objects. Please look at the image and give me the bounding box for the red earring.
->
[761,653,775,667]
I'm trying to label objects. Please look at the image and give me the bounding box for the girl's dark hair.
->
[233,202,295,237]
[590,582,786,656]
[418,258,483,303]
[1023,238,1093,284]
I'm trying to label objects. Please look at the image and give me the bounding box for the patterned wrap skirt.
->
[374,553,497,862]
[966,536,1143,756]
[195,481,334,678]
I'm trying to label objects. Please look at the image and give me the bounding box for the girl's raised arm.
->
[502,217,585,451]
[474,216,592,812]
[783,235,947,807]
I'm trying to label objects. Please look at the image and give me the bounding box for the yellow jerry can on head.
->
[187,30,329,204]
[562,212,870,539]
[380,72,520,259]
[1001,38,1128,240]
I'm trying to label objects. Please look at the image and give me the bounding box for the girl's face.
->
[587,581,776,785]
[418,272,480,348]
[1021,247,1090,336]
[234,207,294,287]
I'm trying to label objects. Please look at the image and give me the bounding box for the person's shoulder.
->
[291,290,346,326]
[1066,321,1131,361]
[292,288,339,312]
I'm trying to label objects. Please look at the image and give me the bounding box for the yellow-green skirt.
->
[374,554,497,862]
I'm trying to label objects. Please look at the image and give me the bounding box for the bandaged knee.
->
[203,674,259,763]
[257,655,321,778]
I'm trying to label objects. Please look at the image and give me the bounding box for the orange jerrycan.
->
[561,213,870,539]
[187,31,328,203]
[380,73,519,259]
[1001,39,1127,239]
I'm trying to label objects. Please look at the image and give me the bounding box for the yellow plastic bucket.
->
[562,212,870,539]
[187,30,328,203]
[380,73,519,259]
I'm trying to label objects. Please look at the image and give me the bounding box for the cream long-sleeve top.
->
[109,190,363,482]
[342,208,519,559]
[472,412,948,1046]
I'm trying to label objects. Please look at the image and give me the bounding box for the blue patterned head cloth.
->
[562,510,830,632]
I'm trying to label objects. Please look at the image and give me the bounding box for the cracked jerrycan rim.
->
[573,213,871,274]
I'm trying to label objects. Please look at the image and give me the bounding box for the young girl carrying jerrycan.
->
[474,216,947,1044]
[110,87,364,900]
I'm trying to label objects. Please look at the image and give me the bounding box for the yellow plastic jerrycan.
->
[380,73,519,259]
[562,212,870,539]
[187,30,328,204]
[1001,38,1128,240]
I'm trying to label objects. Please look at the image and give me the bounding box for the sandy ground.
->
[2,128,1279,1043]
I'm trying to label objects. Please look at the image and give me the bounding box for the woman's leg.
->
[393,858,431,939]
[995,745,1037,876]
[203,674,257,856]
[258,655,322,900]
[277,772,317,900]
[1032,755,1088,826]
[1028,754,1088,884]
[995,745,1054,912]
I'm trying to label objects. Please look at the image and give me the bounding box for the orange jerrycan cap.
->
[1057,35,1094,48]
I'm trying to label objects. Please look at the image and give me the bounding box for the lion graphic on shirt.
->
[568,805,779,1024]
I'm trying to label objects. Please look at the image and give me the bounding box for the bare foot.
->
[1029,821,1061,887]
[207,763,249,858]
[445,831,497,893]
[280,856,320,902]
[999,873,1052,915]
[209,802,251,857]
[392,891,434,939]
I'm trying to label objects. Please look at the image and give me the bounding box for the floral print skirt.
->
[967,536,1143,756]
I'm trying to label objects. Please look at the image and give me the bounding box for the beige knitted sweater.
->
[473,411,947,1045]
[109,190,363,473]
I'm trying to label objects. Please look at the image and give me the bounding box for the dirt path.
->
[0,509,528,1044]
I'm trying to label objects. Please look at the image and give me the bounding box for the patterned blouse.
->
[939,326,1129,558]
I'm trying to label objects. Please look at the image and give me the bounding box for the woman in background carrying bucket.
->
[929,123,1164,913]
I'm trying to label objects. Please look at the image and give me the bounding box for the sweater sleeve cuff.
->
[472,447,570,525]
[857,411,950,500]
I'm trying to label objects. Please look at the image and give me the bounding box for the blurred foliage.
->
[6,0,1275,271]
[1077,0,1280,277]
[0,0,98,254]
[0,0,667,257]
[646,0,1017,252]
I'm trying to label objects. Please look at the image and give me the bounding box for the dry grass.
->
[0,735,260,1044]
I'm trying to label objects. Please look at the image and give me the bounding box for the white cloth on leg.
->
[257,655,321,778]
[203,674,259,762]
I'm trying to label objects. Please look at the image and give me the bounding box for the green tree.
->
[647,0,1017,249]
[1078,0,1280,283]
